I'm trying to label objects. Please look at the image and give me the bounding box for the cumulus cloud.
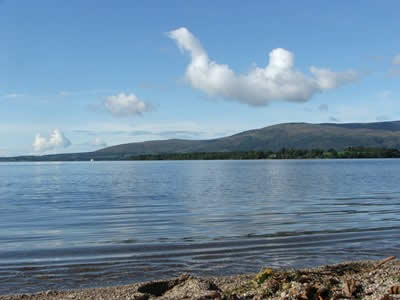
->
[104,93,153,117]
[33,129,71,152]
[168,27,359,106]
[393,55,400,65]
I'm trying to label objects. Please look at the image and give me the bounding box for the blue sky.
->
[1,1,400,156]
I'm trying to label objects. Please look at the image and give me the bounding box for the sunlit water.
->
[0,160,400,294]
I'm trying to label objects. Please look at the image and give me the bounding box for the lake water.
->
[1,160,400,295]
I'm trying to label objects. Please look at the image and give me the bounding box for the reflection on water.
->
[0,160,400,294]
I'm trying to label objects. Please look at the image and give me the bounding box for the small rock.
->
[388,285,400,294]
[343,278,357,297]
[328,277,340,286]
[380,295,394,300]
[298,276,311,284]
[161,276,222,299]
[130,293,149,300]
[317,287,330,299]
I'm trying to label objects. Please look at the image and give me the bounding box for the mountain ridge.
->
[2,121,400,161]
[97,120,400,155]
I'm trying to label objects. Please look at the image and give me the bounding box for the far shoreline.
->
[1,157,400,163]
[1,146,400,162]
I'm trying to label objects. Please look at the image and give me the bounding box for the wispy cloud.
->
[159,130,204,138]
[3,93,25,98]
[72,130,98,136]
[386,55,400,77]
[387,67,400,77]
[128,130,154,136]
[376,115,390,121]
[138,81,175,91]
[329,116,340,122]
[392,54,400,65]
[376,90,392,99]
[59,89,116,96]
[0,147,11,157]
[168,27,359,106]
[69,121,239,143]
[92,137,107,148]
[0,147,28,157]
[318,104,329,112]
[128,130,205,138]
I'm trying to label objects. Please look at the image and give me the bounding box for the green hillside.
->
[97,121,400,155]
[2,121,400,161]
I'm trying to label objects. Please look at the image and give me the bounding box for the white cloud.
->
[168,27,359,106]
[33,129,71,152]
[393,55,400,65]
[309,67,358,90]
[104,93,153,117]
[92,137,107,148]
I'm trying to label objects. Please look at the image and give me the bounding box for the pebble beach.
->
[1,257,400,300]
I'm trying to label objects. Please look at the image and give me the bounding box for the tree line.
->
[128,146,400,160]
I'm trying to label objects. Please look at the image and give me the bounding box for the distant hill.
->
[97,121,400,155]
[2,121,400,161]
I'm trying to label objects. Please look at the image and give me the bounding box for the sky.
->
[1,1,400,156]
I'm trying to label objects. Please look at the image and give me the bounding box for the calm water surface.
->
[0,160,400,294]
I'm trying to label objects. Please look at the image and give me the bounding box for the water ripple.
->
[0,160,400,294]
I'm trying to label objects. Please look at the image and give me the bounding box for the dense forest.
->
[128,147,400,161]
[2,147,400,162]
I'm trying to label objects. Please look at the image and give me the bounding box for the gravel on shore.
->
[1,257,400,300]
